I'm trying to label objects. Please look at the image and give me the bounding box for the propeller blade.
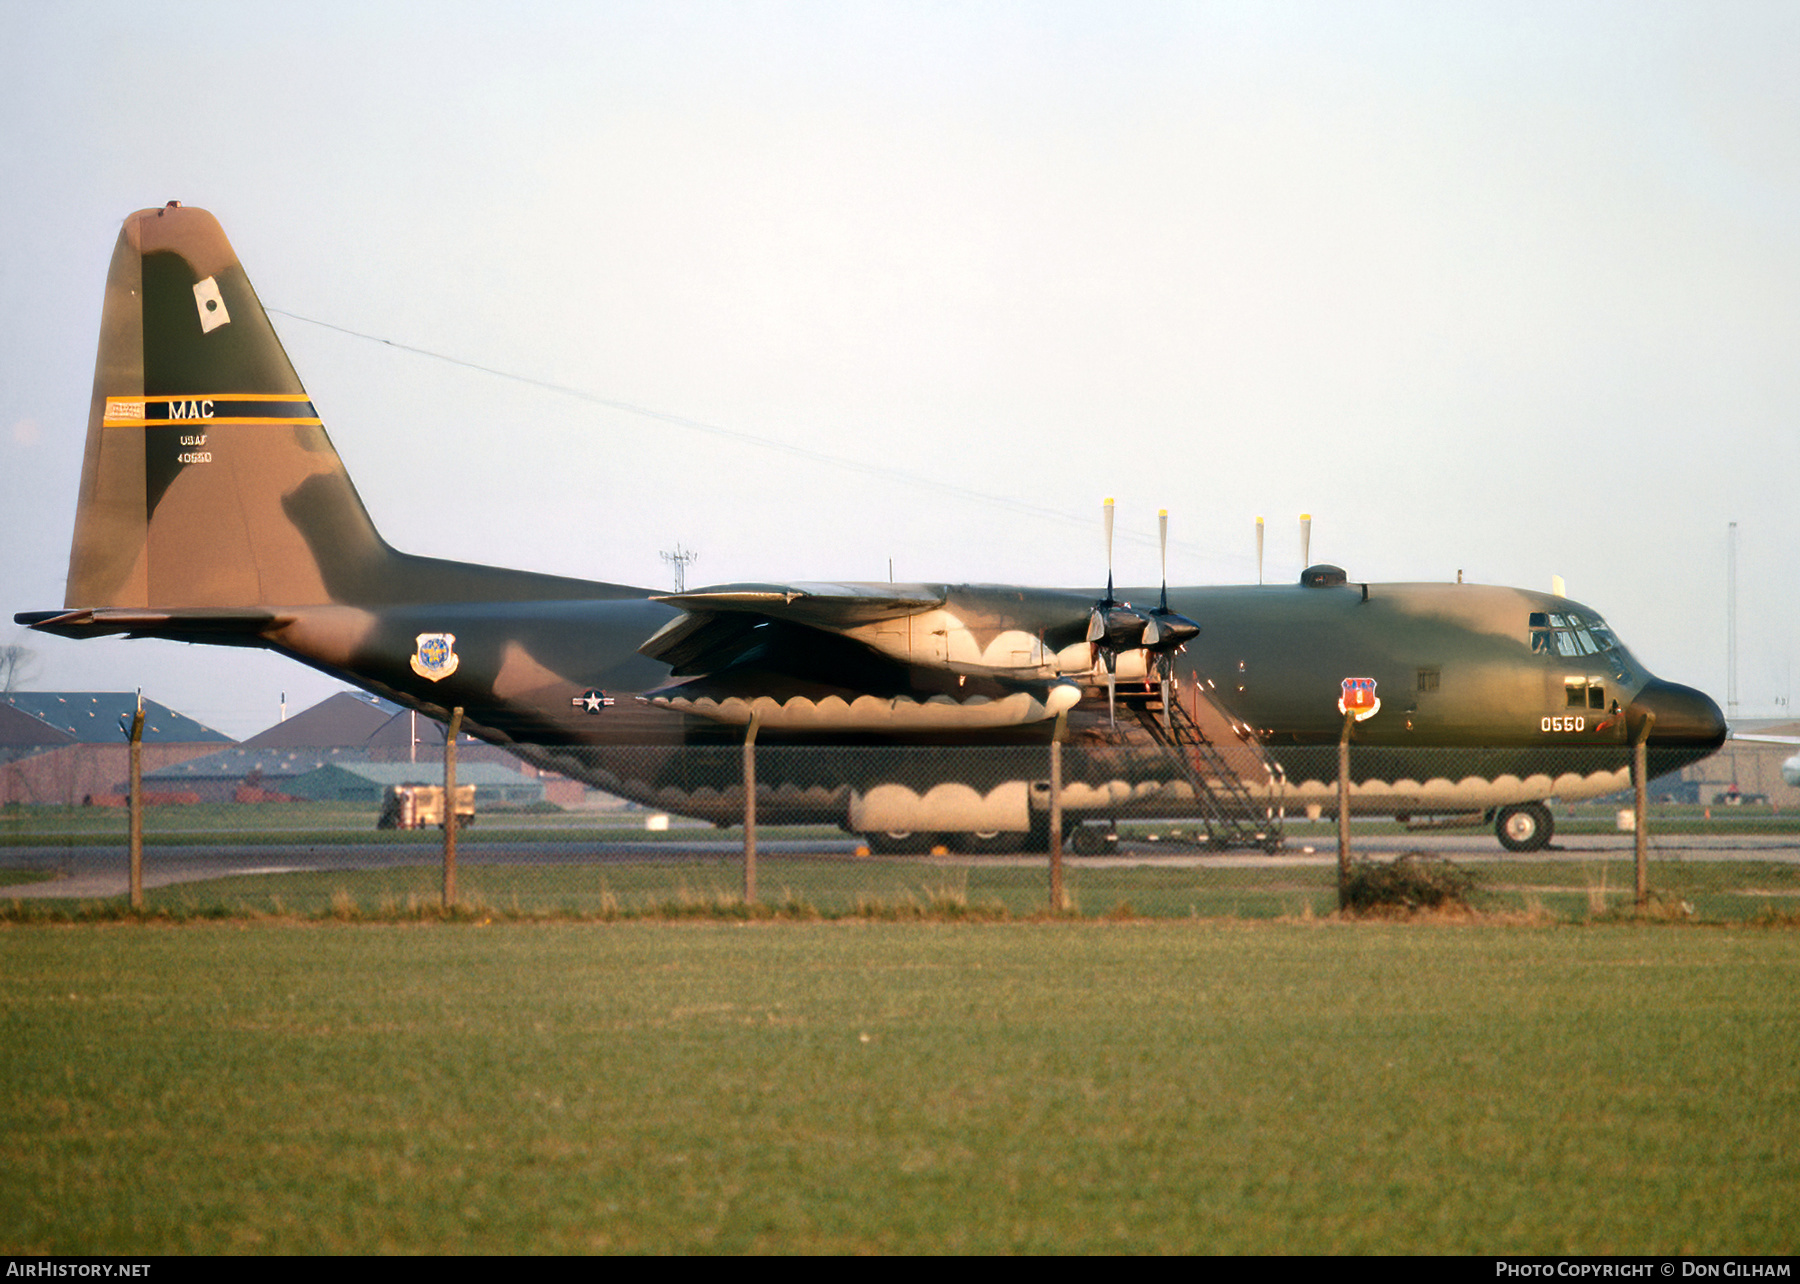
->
[1102,497,1116,607]
[1158,508,1169,613]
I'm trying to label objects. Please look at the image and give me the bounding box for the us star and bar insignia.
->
[572,689,616,713]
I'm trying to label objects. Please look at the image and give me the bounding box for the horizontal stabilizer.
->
[15,606,283,641]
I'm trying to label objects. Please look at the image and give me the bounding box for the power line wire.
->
[266,307,1231,563]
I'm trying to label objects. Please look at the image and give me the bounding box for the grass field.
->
[1,919,1796,1253]
[7,852,1800,923]
[6,799,1800,926]
[7,800,1800,847]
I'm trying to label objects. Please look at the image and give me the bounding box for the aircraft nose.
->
[1626,678,1727,750]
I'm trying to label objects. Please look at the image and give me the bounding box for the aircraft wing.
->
[651,582,947,627]
[638,580,1084,731]
[639,582,945,670]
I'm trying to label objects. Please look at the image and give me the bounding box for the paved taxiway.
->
[3,832,1796,900]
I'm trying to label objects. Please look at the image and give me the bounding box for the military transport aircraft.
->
[1727,733,1800,789]
[15,205,1728,852]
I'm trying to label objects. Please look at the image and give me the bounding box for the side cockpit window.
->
[1566,679,1607,710]
[1533,610,1636,685]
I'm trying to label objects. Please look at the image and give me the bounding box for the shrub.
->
[1343,854,1478,916]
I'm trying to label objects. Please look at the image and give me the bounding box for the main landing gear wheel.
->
[1495,802,1554,852]
[1069,824,1116,856]
[949,830,1025,855]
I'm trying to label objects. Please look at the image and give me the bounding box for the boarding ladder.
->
[1120,677,1286,852]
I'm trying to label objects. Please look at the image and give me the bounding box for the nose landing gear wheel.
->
[1495,802,1554,852]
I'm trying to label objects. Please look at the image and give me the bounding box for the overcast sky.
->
[2,2,1796,738]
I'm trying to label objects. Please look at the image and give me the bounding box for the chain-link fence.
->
[2,740,1795,921]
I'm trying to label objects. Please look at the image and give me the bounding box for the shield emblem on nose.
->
[1338,677,1379,721]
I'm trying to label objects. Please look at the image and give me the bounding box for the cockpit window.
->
[1567,679,1608,709]
[1530,610,1637,684]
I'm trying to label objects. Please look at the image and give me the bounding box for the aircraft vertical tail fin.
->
[66,203,391,609]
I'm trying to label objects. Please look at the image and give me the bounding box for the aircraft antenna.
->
[1256,516,1264,585]
[1301,513,1312,570]
[661,544,699,594]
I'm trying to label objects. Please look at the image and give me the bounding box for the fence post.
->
[1634,712,1655,910]
[443,707,462,911]
[743,711,761,906]
[127,696,144,911]
[1337,711,1355,911]
[1049,712,1066,912]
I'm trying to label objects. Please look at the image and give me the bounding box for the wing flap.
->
[636,610,763,671]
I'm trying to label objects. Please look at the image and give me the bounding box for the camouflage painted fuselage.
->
[19,206,1727,838]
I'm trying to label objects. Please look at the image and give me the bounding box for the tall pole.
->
[661,544,699,594]
[1635,711,1655,909]
[1337,710,1354,910]
[443,707,462,910]
[127,694,144,911]
[1727,522,1739,724]
[1049,713,1066,912]
[742,711,761,905]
